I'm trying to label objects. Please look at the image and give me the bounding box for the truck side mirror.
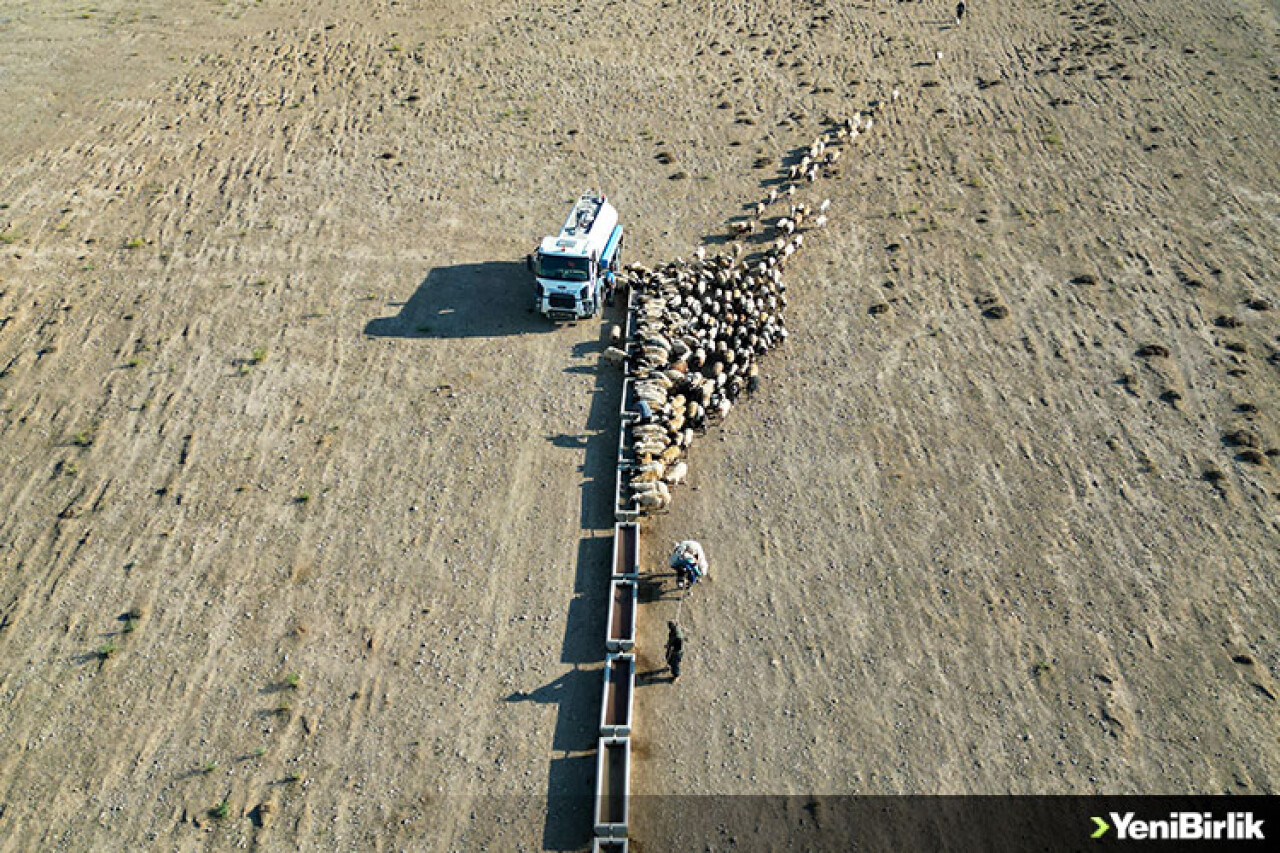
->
[525,254,534,273]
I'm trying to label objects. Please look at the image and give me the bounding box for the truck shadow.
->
[363,260,554,339]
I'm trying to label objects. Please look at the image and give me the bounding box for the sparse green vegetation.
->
[284,771,302,783]
[0,231,18,245]
[209,799,230,820]
[252,747,267,758]
[97,640,117,659]
[1032,661,1053,679]
[250,347,267,365]
[284,672,300,689]
[123,237,144,250]
[293,492,310,504]
[202,760,219,774]
[71,428,95,448]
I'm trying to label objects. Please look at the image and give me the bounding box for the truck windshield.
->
[536,254,591,282]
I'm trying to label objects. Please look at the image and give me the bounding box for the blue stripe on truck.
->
[601,225,623,267]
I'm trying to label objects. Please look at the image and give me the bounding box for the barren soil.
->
[0,0,1276,850]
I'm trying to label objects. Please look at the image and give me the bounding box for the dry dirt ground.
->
[0,0,1276,850]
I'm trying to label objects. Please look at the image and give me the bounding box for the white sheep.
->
[634,491,669,512]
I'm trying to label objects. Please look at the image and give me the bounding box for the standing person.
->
[603,267,618,306]
[955,1,966,24]
[665,621,685,681]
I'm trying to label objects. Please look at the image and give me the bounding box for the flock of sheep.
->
[606,112,878,514]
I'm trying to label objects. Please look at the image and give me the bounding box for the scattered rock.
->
[976,294,1009,319]
[1214,314,1243,329]
[1136,343,1170,358]
[1222,430,1259,448]
[249,802,273,828]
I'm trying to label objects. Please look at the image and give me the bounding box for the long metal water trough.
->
[592,838,629,852]
[614,461,639,523]
[611,522,639,579]
[605,578,637,652]
[620,376,639,423]
[594,736,631,837]
[598,652,636,737]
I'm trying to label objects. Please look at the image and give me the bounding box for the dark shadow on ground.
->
[541,315,624,851]
[364,260,555,339]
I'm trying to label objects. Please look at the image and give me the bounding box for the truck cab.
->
[529,192,623,321]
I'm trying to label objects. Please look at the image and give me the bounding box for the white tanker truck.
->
[527,191,624,321]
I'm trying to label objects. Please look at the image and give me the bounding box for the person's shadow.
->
[364,260,556,339]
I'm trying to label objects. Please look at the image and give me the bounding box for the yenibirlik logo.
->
[1091,812,1265,841]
